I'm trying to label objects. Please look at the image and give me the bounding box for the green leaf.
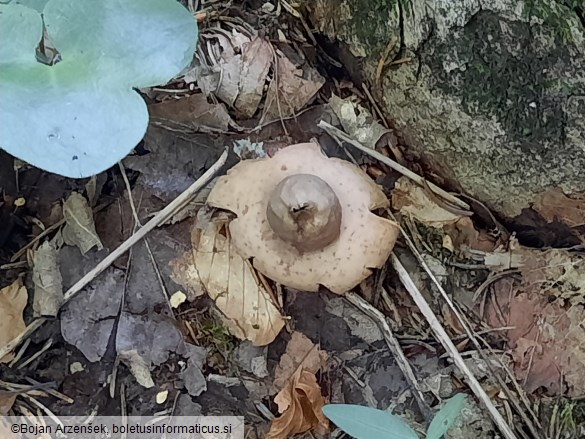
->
[0,0,198,178]
[426,394,467,439]
[0,3,43,63]
[43,0,198,88]
[322,404,420,439]
[10,0,49,13]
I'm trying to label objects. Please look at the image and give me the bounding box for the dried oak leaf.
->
[0,279,28,363]
[267,368,329,439]
[171,217,285,346]
[206,142,399,294]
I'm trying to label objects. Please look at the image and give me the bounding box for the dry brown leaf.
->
[0,279,28,363]
[483,245,585,305]
[32,241,63,317]
[533,188,585,227]
[171,219,285,346]
[273,332,328,391]
[444,217,498,252]
[392,177,463,227]
[262,53,325,121]
[62,192,103,255]
[149,94,234,132]
[0,393,16,415]
[486,290,585,396]
[267,368,329,439]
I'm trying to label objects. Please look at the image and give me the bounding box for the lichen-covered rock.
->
[307,0,585,216]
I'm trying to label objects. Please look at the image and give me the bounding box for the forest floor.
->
[0,1,583,438]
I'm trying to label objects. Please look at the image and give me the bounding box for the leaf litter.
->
[0,279,27,363]
[0,1,584,436]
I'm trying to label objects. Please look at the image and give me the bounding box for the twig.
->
[118,162,173,313]
[361,84,390,129]
[10,219,65,262]
[317,120,471,210]
[391,253,518,439]
[345,292,432,419]
[16,338,53,370]
[0,150,229,361]
[392,212,542,437]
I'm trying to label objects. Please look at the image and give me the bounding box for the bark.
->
[306,0,585,217]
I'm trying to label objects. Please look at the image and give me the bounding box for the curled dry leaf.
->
[171,218,286,346]
[207,142,399,294]
[267,368,329,439]
[392,177,462,227]
[0,279,28,363]
[193,33,271,118]
[32,241,63,317]
[62,192,103,255]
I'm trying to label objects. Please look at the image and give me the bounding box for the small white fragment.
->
[156,390,169,404]
[170,291,187,308]
[70,362,85,374]
[261,2,275,13]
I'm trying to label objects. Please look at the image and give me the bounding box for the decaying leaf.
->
[0,279,28,363]
[328,94,392,149]
[148,93,234,132]
[0,393,16,415]
[171,218,286,346]
[32,241,63,317]
[486,291,585,396]
[116,312,190,366]
[262,53,325,121]
[482,245,585,305]
[443,217,498,253]
[62,192,103,255]
[273,332,328,391]
[533,188,585,227]
[61,267,125,362]
[192,33,271,118]
[233,37,272,118]
[206,142,399,294]
[267,368,329,439]
[118,350,155,389]
[392,177,462,227]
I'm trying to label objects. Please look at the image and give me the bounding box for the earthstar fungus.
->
[207,142,399,294]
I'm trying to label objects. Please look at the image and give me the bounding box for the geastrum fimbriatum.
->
[207,142,399,294]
